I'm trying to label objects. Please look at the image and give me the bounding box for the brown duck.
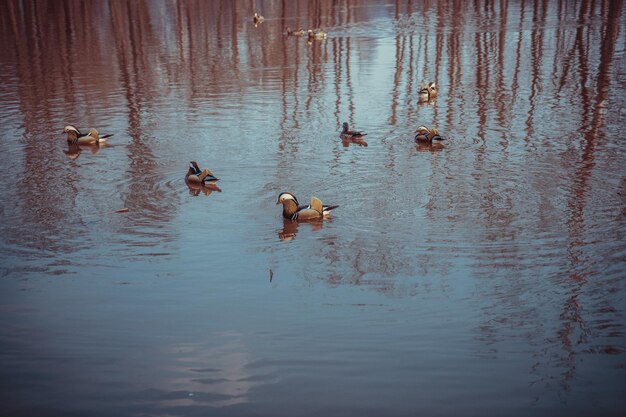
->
[276,192,338,220]
[253,12,264,25]
[418,82,438,103]
[340,122,367,140]
[307,29,327,41]
[185,161,219,185]
[63,125,113,146]
[414,126,444,142]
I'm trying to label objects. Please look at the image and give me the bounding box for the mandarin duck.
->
[418,82,438,103]
[63,125,113,146]
[276,192,338,220]
[414,126,444,142]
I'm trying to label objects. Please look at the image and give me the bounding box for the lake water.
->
[0,1,625,416]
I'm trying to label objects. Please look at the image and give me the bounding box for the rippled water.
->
[1,1,625,416]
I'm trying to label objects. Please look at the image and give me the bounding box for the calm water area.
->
[1,1,625,416]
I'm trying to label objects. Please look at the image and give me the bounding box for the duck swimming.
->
[253,12,264,25]
[307,29,327,41]
[340,122,367,140]
[276,192,338,220]
[414,126,444,142]
[63,125,113,146]
[418,82,438,103]
[185,161,219,185]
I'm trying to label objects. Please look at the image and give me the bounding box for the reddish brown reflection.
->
[557,0,624,390]
[0,1,624,414]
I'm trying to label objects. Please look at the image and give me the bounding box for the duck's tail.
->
[323,205,339,216]
[199,168,219,182]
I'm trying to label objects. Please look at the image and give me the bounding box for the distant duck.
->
[340,122,367,140]
[414,126,444,142]
[253,12,264,25]
[418,82,438,103]
[307,29,327,41]
[63,125,113,146]
[276,192,338,220]
[185,161,219,185]
[286,27,306,37]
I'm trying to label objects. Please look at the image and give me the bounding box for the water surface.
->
[1,1,625,416]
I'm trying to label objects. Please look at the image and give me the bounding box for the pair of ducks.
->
[186,161,336,221]
[186,161,335,220]
[286,27,327,41]
[415,82,443,142]
[275,122,363,219]
[341,121,444,143]
[255,10,326,41]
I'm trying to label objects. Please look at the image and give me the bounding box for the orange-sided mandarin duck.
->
[414,126,444,143]
[185,161,219,185]
[340,122,367,140]
[307,29,327,41]
[418,82,438,103]
[63,125,113,146]
[276,192,338,220]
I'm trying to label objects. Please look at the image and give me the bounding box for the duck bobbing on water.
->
[340,122,367,140]
[307,29,327,41]
[185,161,219,185]
[414,126,444,143]
[418,82,438,103]
[253,12,264,25]
[63,125,113,146]
[276,192,338,220]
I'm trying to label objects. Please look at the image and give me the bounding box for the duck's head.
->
[63,125,80,134]
[188,161,201,176]
[276,192,299,206]
[342,122,349,131]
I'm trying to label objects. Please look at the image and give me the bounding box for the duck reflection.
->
[186,182,222,197]
[63,142,111,160]
[342,137,368,148]
[278,218,324,241]
[415,141,445,153]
